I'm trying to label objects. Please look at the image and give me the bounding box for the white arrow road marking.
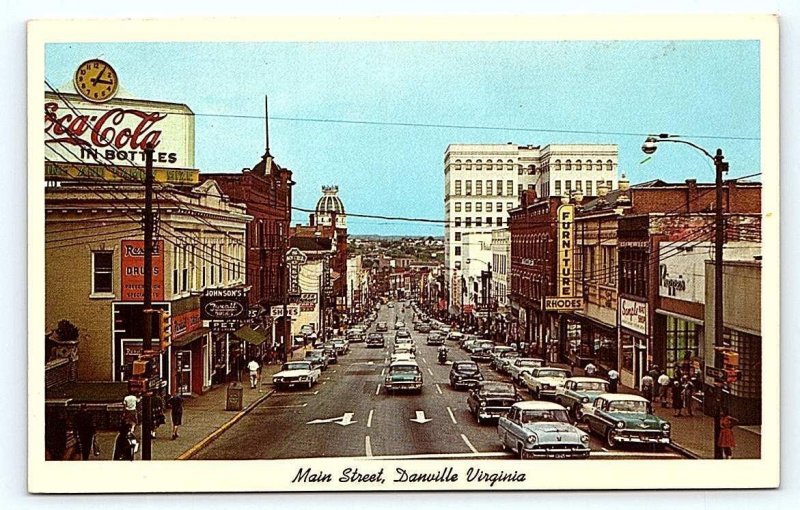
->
[436,384,442,395]
[336,412,356,426]
[367,409,374,428]
[365,436,373,457]
[410,410,432,424]
[460,434,479,454]
[446,406,457,424]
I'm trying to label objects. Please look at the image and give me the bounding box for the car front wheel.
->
[605,429,618,449]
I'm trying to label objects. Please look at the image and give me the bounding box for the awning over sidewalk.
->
[173,327,210,348]
[234,325,268,346]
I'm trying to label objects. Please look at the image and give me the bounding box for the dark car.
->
[470,348,493,363]
[418,323,432,334]
[322,344,338,365]
[449,361,484,390]
[426,332,445,346]
[304,349,328,371]
[367,333,385,348]
[395,329,412,341]
[467,381,521,424]
[376,321,389,333]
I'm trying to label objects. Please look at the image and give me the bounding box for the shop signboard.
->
[619,297,648,335]
[544,296,584,311]
[270,305,300,318]
[557,203,576,298]
[172,308,201,340]
[201,288,248,321]
[121,239,164,302]
[285,248,307,296]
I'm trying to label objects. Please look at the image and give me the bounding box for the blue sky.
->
[45,40,760,236]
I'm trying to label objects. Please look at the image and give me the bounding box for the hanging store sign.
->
[619,298,648,335]
[557,204,575,297]
[285,248,307,296]
[271,305,300,318]
[121,239,164,302]
[200,288,248,321]
[544,296,584,311]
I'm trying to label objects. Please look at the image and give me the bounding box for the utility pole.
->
[282,253,289,361]
[141,143,155,460]
[713,148,728,460]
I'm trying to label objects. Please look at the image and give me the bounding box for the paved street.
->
[193,303,684,461]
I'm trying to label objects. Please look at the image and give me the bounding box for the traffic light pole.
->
[141,143,155,460]
[712,148,727,460]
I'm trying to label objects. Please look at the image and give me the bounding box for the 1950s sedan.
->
[384,360,423,394]
[498,401,590,459]
[467,381,520,424]
[272,361,321,390]
[554,377,610,420]
[582,394,671,449]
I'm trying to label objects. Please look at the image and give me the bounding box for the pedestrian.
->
[247,358,260,389]
[112,421,137,461]
[640,371,655,402]
[167,393,184,440]
[671,378,684,416]
[719,408,739,459]
[648,365,660,385]
[122,393,140,433]
[681,376,695,417]
[74,403,98,460]
[607,369,620,393]
[151,393,166,439]
[584,362,597,376]
[657,371,671,408]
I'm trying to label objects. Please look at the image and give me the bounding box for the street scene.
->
[37,25,770,475]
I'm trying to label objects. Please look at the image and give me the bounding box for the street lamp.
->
[641,133,729,459]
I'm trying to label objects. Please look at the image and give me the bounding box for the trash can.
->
[226,382,243,411]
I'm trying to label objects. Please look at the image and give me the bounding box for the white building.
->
[461,231,493,312]
[346,255,370,316]
[491,228,511,311]
[444,143,618,313]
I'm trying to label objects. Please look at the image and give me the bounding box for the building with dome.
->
[314,185,347,229]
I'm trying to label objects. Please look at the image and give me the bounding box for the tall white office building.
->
[443,143,618,314]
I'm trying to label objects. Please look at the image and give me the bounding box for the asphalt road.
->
[194,302,683,461]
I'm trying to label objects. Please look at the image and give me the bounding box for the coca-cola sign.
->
[44,93,194,169]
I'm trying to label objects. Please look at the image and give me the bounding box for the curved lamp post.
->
[641,133,729,459]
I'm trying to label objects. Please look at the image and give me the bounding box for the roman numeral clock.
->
[73,59,119,103]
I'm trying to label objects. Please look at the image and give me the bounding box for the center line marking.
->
[461,434,479,454]
[367,409,374,428]
[380,368,385,377]
[375,384,382,395]
[447,406,457,424]
[365,435,373,457]
[427,368,434,376]
[436,384,443,394]
[422,357,427,363]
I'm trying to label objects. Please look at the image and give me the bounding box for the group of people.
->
[110,392,185,461]
[636,365,701,417]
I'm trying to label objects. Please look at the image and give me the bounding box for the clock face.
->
[73,59,119,103]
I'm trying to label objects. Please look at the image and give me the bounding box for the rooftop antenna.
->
[264,94,271,157]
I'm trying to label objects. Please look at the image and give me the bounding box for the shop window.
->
[665,316,701,378]
[91,251,113,294]
[724,328,761,399]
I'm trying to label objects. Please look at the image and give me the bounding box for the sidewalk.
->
[555,363,761,459]
[89,346,311,461]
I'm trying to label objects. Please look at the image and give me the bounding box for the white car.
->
[272,361,321,390]
[395,321,406,330]
[507,358,547,384]
[520,367,570,400]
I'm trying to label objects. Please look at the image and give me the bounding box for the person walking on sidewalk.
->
[122,393,140,433]
[640,371,655,402]
[719,409,739,459]
[584,362,597,376]
[607,369,619,393]
[167,393,184,440]
[681,376,695,417]
[74,403,98,460]
[671,378,684,416]
[657,371,671,408]
[247,358,261,389]
[112,421,137,461]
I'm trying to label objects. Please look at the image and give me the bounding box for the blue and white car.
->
[498,401,590,459]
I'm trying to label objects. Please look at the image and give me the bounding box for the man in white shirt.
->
[122,394,140,432]
[657,371,671,407]
[607,369,620,393]
[584,362,597,376]
[247,359,260,389]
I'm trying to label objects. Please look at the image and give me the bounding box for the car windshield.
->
[518,359,543,367]
[455,363,479,373]
[481,382,514,395]
[576,381,609,392]
[283,362,311,371]
[391,366,419,374]
[369,334,382,340]
[536,369,567,378]
[502,352,520,359]
[520,409,570,424]
[608,400,650,413]
[306,351,323,358]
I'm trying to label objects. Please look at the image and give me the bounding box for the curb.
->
[668,441,701,459]
[176,389,276,460]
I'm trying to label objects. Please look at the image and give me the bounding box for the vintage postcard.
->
[28,15,779,492]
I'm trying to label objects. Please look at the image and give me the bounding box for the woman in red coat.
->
[718,409,738,459]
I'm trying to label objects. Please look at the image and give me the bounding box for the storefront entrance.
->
[175,350,192,396]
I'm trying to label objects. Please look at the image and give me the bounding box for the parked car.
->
[449,361,484,390]
[467,381,520,424]
[493,351,522,374]
[508,358,547,384]
[331,337,349,355]
[582,394,671,449]
[488,346,515,365]
[462,339,480,353]
[470,348,493,363]
[322,345,338,365]
[384,360,423,394]
[366,333,385,348]
[447,331,464,343]
[346,328,365,343]
[304,349,328,371]
[376,321,389,333]
[272,360,321,390]
[418,323,432,334]
[498,401,590,459]
[520,367,570,400]
[554,377,610,420]
[425,332,445,346]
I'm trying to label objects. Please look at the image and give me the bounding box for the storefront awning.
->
[173,327,210,348]
[234,325,268,346]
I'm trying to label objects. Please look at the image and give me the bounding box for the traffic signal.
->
[158,310,171,351]
[722,350,740,368]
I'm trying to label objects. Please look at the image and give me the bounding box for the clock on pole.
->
[73,59,119,103]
